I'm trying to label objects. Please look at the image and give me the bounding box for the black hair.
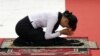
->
[62,10,78,31]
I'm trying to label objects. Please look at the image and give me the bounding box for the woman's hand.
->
[60,28,74,35]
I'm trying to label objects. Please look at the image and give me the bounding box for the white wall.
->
[0,0,65,38]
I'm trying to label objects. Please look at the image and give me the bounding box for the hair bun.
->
[63,10,73,17]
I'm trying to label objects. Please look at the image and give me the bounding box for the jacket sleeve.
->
[45,15,61,39]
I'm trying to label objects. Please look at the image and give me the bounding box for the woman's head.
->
[60,10,78,31]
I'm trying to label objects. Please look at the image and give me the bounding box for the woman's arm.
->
[45,17,61,39]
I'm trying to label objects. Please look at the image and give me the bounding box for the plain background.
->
[66,0,100,56]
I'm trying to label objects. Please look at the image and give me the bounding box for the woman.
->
[13,10,84,46]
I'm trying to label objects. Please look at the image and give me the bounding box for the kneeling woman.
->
[13,10,84,46]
